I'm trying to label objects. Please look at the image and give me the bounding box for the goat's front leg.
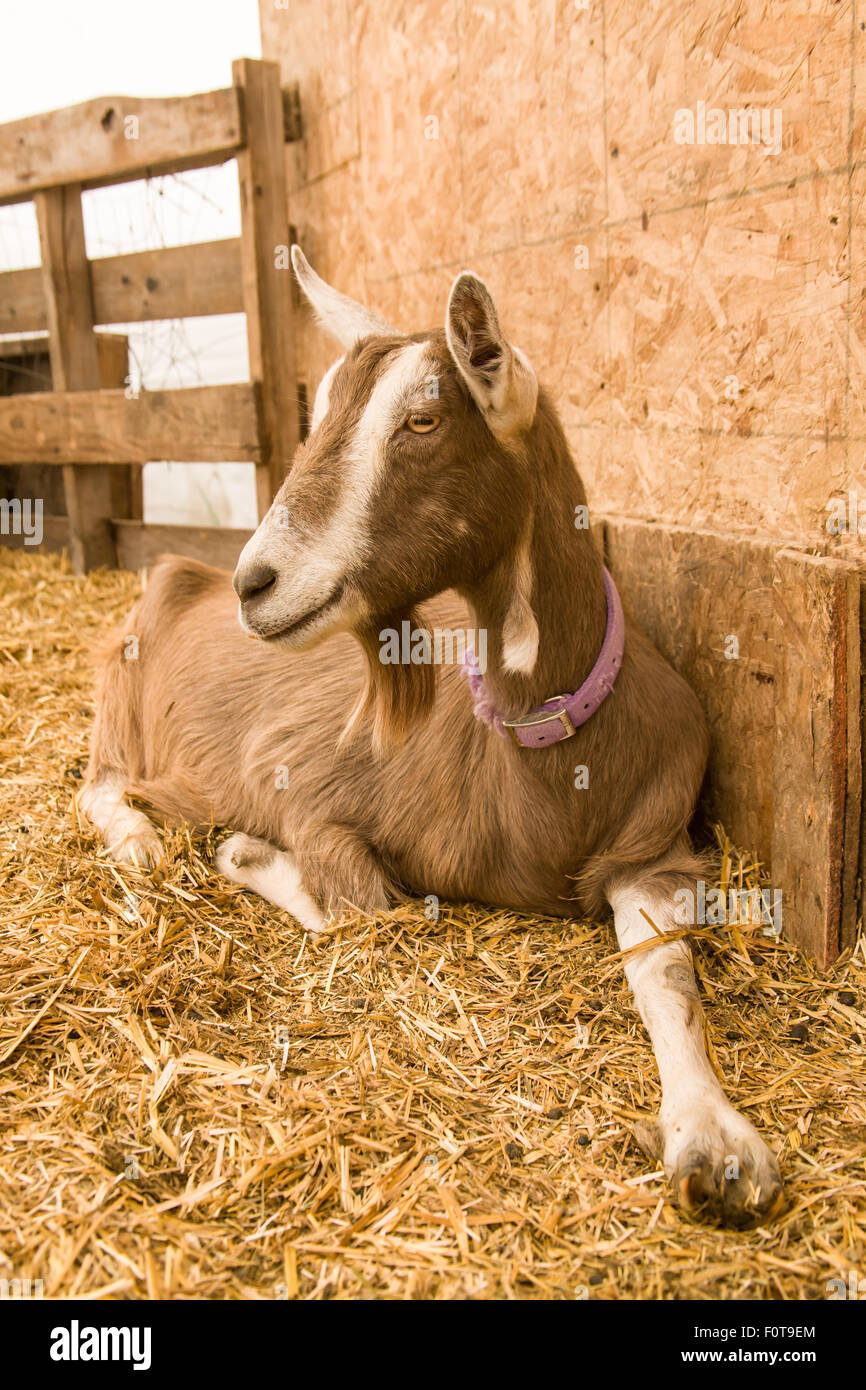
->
[79,771,164,871]
[607,874,783,1226]
[216,823,393,935]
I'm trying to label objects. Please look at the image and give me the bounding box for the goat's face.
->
[233,248,538,650]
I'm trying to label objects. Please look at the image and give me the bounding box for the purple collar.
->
[462,567,625,749]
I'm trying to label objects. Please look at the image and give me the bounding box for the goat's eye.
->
[406,413,440,434]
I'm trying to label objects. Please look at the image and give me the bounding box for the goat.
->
[81,248,783,1226]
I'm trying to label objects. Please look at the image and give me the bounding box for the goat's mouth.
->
[252,583,346,646]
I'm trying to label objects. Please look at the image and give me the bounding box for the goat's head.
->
[234,247,539,660]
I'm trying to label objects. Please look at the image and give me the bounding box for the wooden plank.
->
[773,551,861,968]
[602,515,778,864]
[0,331,130,524]
[861,575,866,942]
[0,88,243,206]
[0,266,43,336]
[604,516,863,966]
[844,575,862,955]
[94,334,140,520]
[91,239,243,326]
[35,189,99,390]
[94,332,130,387]
[0,329,127,372]
[35,184,116,572]
[233,58,299,517]
[113,520,253,572]
[0,239,243,336]
[0,383,261,465]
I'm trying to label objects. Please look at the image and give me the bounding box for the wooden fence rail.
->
[0,58,301,570]
[0,384,261,465]
[0,88,244,206]
[0,239,244,335]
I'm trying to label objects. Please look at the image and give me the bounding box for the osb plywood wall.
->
[260,0,865,553]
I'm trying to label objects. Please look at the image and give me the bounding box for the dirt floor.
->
[1,548,864,1300]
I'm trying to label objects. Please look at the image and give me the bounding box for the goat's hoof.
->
[215,834,245,875]
[215,832,273,876]
[662,1100,783,1228]
[111,828,165,875]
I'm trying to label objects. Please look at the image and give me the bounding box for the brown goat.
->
[81,249,782,1226]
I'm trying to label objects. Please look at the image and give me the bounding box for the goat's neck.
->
[460,433,607,723]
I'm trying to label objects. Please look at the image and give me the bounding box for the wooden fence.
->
[0,59,302,573]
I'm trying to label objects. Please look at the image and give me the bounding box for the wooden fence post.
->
[772,550,862,967]
[34,184,117,572]
[233,58,299,520]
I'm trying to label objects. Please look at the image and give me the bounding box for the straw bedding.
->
[1,549,864,1300]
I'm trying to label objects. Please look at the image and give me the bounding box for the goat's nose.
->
[233,560,277,603]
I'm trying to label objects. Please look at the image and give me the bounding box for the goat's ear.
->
[445,273,538,437]
[291,246,400,349]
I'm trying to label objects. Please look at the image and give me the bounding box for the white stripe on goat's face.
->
[234,340,433,649]
[310,356,344,432]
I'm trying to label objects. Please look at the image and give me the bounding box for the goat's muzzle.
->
[233,559,277,605]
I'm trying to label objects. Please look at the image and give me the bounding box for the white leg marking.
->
[78,773,163,870]
[608,880,782,1223]
[215,833,327,936]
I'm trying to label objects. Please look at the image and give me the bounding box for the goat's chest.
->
[372,749,585,914]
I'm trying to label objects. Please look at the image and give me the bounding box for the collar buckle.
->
[503,701,576,746]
